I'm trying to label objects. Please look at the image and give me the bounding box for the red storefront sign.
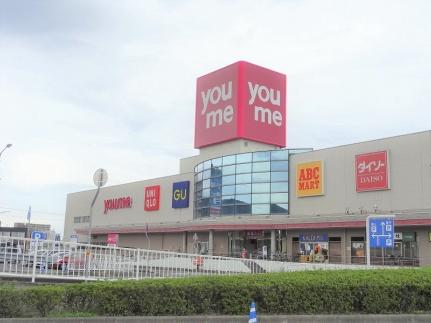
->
[194,61,286,148]
[355,151,389,192]
[145,185,160,211]
[107,233,119,246]
[104,196,133,214]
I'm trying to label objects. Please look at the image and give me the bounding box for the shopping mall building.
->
[64,61,431,266]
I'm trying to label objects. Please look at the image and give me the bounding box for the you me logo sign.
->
[194,61,286,148]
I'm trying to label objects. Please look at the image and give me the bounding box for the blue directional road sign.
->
[31,231,47,240]
[368,218,394,248]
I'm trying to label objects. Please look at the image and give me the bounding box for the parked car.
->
[0,246,23,264]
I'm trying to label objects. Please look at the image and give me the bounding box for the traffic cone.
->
[249,301,258,323]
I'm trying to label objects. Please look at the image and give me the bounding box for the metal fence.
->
[0,236,397,283]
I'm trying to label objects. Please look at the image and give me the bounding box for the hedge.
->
[0,268,430,317]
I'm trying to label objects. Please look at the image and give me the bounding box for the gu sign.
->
[172,181,190,208]
[355,151,389,192]
[194,61,286,148]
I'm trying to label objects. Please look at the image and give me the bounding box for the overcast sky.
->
[0,0,430,236]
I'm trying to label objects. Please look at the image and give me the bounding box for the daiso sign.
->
[194,61,286,148]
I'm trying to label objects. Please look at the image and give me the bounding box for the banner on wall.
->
[107,233,119,247]
[296,161,324,197]
[355,151,389,192]
[145,185,160,211]
[172,181,190,208]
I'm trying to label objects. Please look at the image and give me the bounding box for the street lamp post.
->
[88,168,108,244]
[0,144,12,160]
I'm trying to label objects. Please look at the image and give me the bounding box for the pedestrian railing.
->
[0,236,406,283]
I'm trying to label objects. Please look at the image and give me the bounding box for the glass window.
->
[202,188,210,198]
[223,175,235,185]
[236,153,252,163]
[212,157,222,167]
[222,185,235,195]
[203,160,212,170]
[236,173,251,184]
[252,204,270,215]
[203,179,210,189]
[236,194,251,205]
[253,151,270,162]
[236,163,252,174]
[203,169,211,180]
[197,163,203,172]
[252,172,270,183]
[195,172,203,182]
[252,183,270,193]
[222,165,235,176]
[222,195,235,205]
[74,217,81,223]
[271,203,288,213]
[222,155,236,165]
[271,193,289,203]
[236,184,251,194]
[210,167,222,177]
[210,177,222,187]
[222,205,235,215]
[200,208,210,217]
[198,198,209,207]
[271,172,289,182]
[236,204,251,214]
[271,182,288,192]
[195,181,203,191]
[210,187,221,196]
[209,207,221,216]
[196,190,202,199]
[253,162,270,172]
[271,150,289,160]
[271,161,289,171]
[252,193,270,203]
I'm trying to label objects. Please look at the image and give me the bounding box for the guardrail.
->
[0,236,400,283]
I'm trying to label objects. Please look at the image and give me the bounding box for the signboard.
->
[368,217,394,248]
[31,231,47,240]
[246,230,265,237]
[394,232,403,240]
[296,161,324,197]
[70,234,78,243]
[299,232,329,242]
[145,185,160,211]
[194,61,286,148]
[355,151,389,192]
[104,196,133,214]
[107,233,119,247]
[172,181,190,208]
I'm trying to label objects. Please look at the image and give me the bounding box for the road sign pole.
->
[366,216,370,267]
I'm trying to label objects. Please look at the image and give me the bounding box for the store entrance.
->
[228,231,272,259]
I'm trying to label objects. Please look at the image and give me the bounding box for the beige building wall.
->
[64,173,194,241]
[289,131,431,217]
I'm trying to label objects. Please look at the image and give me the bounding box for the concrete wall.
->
[64,173,193,241]
[289,131,431,217]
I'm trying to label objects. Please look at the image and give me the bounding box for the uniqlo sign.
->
[144,185,160,211]
[194,61,286,148]
[355,151,389,192]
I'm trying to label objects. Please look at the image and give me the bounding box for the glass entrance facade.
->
[193,149,309,218]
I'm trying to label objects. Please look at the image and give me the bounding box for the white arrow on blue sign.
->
[368,217,394,249]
